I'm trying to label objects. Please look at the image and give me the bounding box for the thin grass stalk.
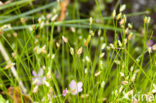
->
[0,41,27,93]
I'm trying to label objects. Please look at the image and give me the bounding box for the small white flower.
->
[124,38,127,45]
[112,10,116,18]
[99,53,105,58]
[128,32,133,40]
[120,72,124,77]
[101,43,106,50]
[98,29,101,36]
[70,47,74,55]
[52,54,55,59]
[121,81,128,85]
[118,40,122,47]
[101,81,105,88]
[33,85,39,93]
[71,27,76,33]
[81,94,89,98]
[122,91,130,100]
[44,81,50,87]
[110,43,115,49]
[117,13,122,20]
[95,71,101,77]
[28,26,33,31]
[90,30,94,36]
[144,16,151,24]
[115,60,121,65]
[119,4,126,12]
[89,17,93,25]
[148,47,152,53]
[77,47,83,56]
[128,23,133,29]
[119,85,123,93]
[69,80,83,95]
[51,15,58,21]
[85,68,88,74]
[152,84,156,93]
[152,44,156,51]
[125,28,129,34]
[85,56,90,62]
[40,22,44,28]
[62,36,68,43]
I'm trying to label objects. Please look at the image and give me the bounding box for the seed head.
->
[77,47,83,56]
[152,44,156,51]
[128,32,133,40]
[144,16,151,24]
[112,10,116,18]
[62,36,68,43]
[70,47,74,55]
[101,81,105,88]
[95,71,101,77]
[128,23,133,29]
[99,53,105,58]
[119,4,126,12]
[98,29,101,36]
[117,13,122,20]
[89,17,93,25]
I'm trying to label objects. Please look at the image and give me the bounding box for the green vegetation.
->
[0,0,155,102]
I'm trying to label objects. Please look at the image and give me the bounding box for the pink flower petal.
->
[78,82,83,88]
[78,88,83,92]
[38,69,44,76]
[69,80,77,89]
[146,40,154,47]
[71,92,77,95]
[32,71,37,77]
[78,82,83,92]
[62,88,68,96]
[71,90,78,95]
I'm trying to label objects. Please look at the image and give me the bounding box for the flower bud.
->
[70,47,74,55]
[119,4,126,12]
[112,10,116,18]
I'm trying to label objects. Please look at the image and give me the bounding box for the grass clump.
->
[0,0,156,103]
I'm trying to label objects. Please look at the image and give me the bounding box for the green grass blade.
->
[0,1,58,24]
[0,0,33,11]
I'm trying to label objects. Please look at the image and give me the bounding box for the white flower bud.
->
[52,54,55,59]
[33,86,38,93]
[95,71,101,77]
[99,53,105,58]
[118,40,122,47]
[101,81,105,88]
[152,44,156,51]
[101,43,106,50]
[77,47,83,56]
[62,36,68,43]
[128,23,133,29]
[85,56,90,62]
[144,16,151,24]
[128,32,133,40]
[117,13,122,20]
[89,17,93,25]
[112,10,116,18]
[70,47,74,55]
[51,15,58,21]
[98,29,101,36]
[119,4,126,12]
